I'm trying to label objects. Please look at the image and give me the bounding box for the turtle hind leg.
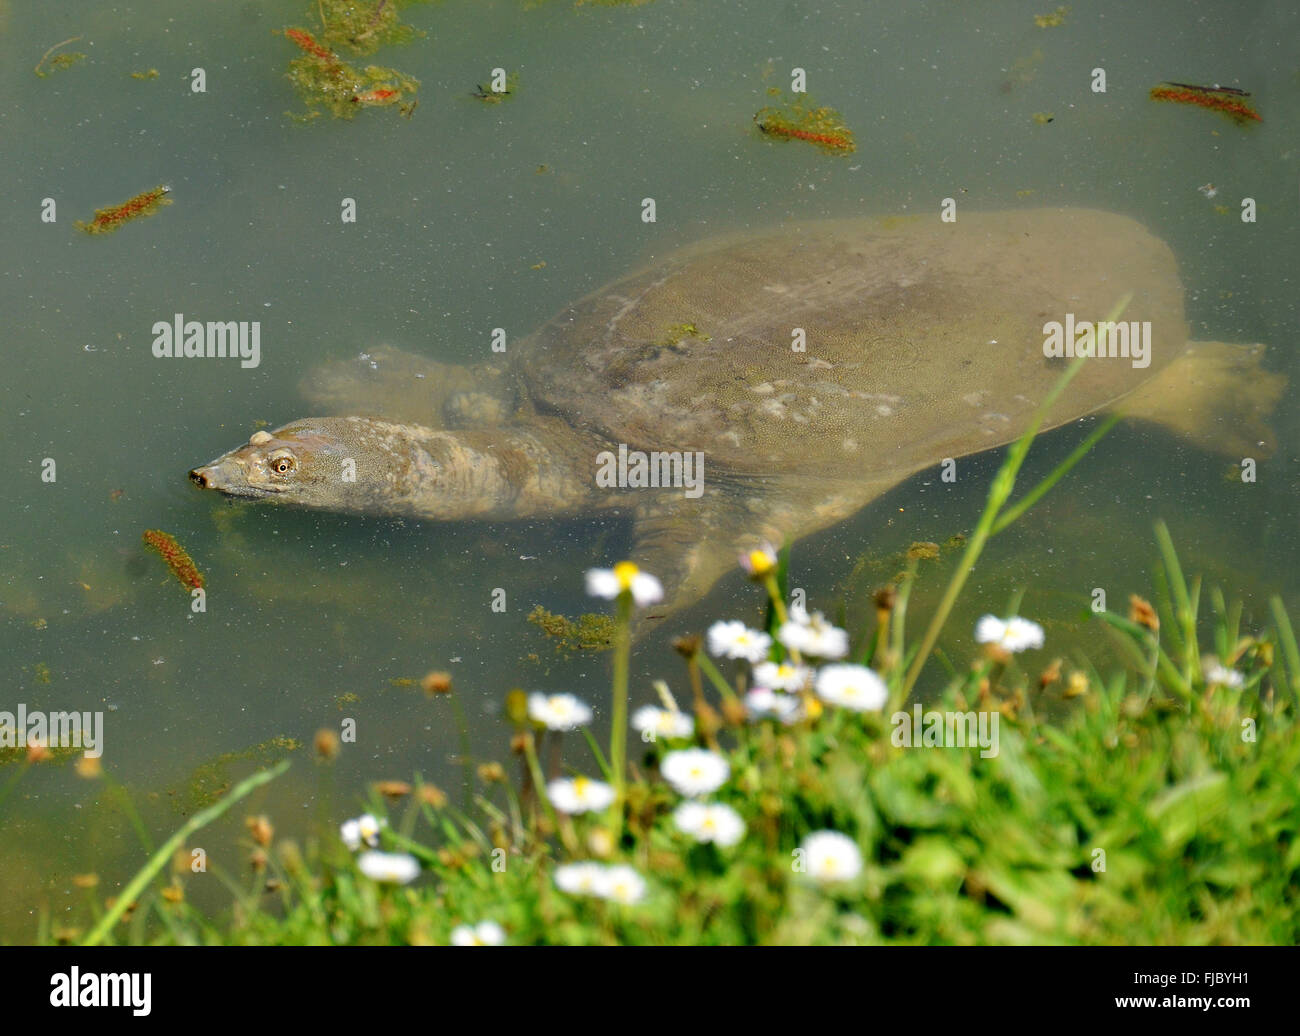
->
[1112,341,1285,457]
[297,344,515,429]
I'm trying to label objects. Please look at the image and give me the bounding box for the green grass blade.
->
[81,760,290,947]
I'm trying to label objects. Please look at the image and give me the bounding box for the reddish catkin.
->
[760,123,854,150]
[285,27,337,63]
[142,530,205,590]
[1149,85,1261,124]
[76,186,171,235]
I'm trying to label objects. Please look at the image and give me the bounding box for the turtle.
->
[189,208,1282,617]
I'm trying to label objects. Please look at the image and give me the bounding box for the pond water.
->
[0,0,1295,942]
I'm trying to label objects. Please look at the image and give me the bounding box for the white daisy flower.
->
[707,620,772,663]
[778,602,850,659]
[357,813,382,846]
[631,705,695,740]
[597,864,647,905]
[528,692,594,731]
[554,861,607,897]
[661,747,730,797]
[814,664,888,712]
[745,687,802,723]
[547,775,617,815]
[799,830,863,884]
[585,562,663,607]
[340,813,382,851]
[451,920,506,946]
[356,850,420,885]
[1204,663,1245,689]
[974,615,1045,653]
[753,659,811,692]
[673,801,746,847]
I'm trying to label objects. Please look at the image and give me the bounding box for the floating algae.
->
[75,186,171,236]
[142,529,204,590]
[34,37,85,78]
[129,68,159,80]
[471,72,519,103]
[1149,82,1260,125]
[283,27,419,118]
[527,605,615,655]
[281,1,425,119]
[1033,6,1069,28]
[171,736,299,815]
[754,95,856,155]
[314,0,426,56]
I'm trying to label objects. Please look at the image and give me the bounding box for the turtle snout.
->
[189,467,214,489]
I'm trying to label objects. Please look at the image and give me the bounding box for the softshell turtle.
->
[190,208,1281,615]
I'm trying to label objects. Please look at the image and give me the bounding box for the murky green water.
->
[1,0,1295,942]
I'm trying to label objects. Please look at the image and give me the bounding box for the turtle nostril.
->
[189,469,210,489]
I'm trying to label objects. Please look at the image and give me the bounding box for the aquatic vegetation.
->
[316,0,426,56]
[754,96,856,154]
[1150,81,1261,125]
[281,1,424,119]
[172,736,298,814]
[141,528,204,590]
[129,68,159,80]
[34,37,85,78]
[284,40,420,119]
[470,72,519,103]
[75,186,172,236]
[526,605,615,653]
[1033,5,1069,28]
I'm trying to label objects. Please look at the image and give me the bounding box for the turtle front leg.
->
[627,472,906,629]
[298,344,516,429]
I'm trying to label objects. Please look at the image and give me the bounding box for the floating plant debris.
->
[35,37,86,78]
[316,0,425,57]
[1033,5,1068,28]
[283,26,419,118]
[527,605,615,655]
[75,186,172,235]
[471,73,518,103]
[1032,111,1055,124]
[281,1,425,119]
[142,529,205,590]
[130,68,160,80]
[1150,81,1260,125]
[754,97,856,155]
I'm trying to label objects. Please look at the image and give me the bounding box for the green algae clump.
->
[754,95,856,155]
[527,605,615,654]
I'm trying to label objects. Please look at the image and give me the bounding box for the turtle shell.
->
[518,208,1187,477]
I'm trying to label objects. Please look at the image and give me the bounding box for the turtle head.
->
[189,420,373,512]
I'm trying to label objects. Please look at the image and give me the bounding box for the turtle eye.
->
[268,451,297,476]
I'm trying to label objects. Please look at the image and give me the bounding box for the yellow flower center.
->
[747,549,775,576]
[613,561,640,590]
